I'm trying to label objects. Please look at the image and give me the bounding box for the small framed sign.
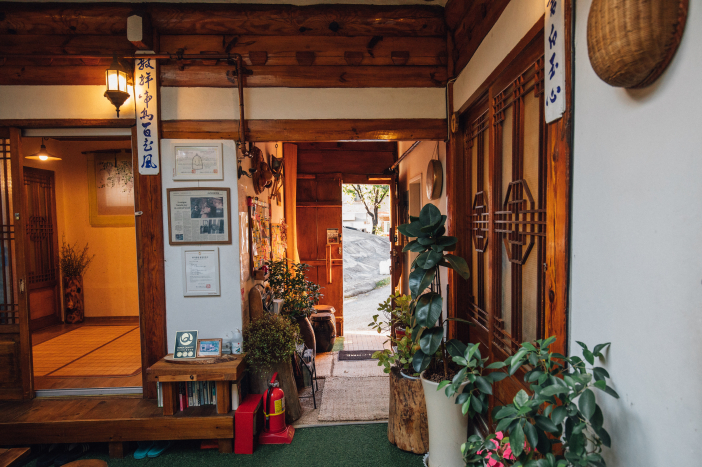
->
[196,338,223,357]
[326,228,339,244]
[182,247,221,296]
[174,330,198,359]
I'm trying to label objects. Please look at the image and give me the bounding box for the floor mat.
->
[32,325,138,376]
[318,376,389,422]
[332,351,387,378]
[338,350,376,360]
[48,328,142,377]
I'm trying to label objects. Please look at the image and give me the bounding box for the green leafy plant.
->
[369,293,419,375]
[243,313,300,372]
[59,237,95,278]
[266,260,323,320]
[438,342,508,418]
[462,337,618,467]
[397,203,470,379]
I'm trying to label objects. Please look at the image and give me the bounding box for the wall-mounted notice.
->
[182,247,221,297]
[167,188,232,245]
[135,57,160,174]
[545,0,566,123]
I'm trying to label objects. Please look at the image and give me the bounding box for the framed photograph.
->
[172,143,223,181]
[86,150,135,227]
[167,188,232,245]
[196,338,223,357]
[327,228,339,244]
[182,247,220,296]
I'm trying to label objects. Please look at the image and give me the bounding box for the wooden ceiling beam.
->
[161,119,446,142]
[0,3,446,37]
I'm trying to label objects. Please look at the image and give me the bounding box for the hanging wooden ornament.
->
[587,0,688,88]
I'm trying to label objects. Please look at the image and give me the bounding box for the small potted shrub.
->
[460,338,618,467]
[266,260,323,351]
[370,292,429,454]
[397,203,472,467]
[243,313,302,423]
[58,238,94,324]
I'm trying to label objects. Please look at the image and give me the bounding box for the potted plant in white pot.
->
[397,203,476,467]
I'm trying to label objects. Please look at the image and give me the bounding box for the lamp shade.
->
[25,143,62,161]
[104,56,131,117]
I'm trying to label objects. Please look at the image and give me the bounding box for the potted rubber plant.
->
[398,203,472,467]
[266,259,323,351]
[462,337,618,467]
[58,238,94,324]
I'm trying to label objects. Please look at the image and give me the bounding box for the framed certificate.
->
[182,247,221,296]
[167,187,232,245]
[172,142,223,180]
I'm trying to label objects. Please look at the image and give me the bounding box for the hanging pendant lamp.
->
[25,138,62,161]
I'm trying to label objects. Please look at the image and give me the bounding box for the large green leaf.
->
[443,254,470,280]
[523,422,539,449]
[398,221,426,238]
[415,292,443,328]
[409,266,436,299]
[419,203,442,228]
[435,236,458,247]
[412,349,432,373]
[579,389,596,419]
[474,376,492,395]
[402,240,427,253]
[423,249,444,269]
[419,326,444,355]
[417,236,435,246]
[513,389,529,408]
[534,415,559,433]
[421,215,447,234]
[511,422,525,457]
[446,339,467,358]
[414,251,430,269]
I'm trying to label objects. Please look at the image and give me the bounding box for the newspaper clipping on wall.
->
[168,188,231,245]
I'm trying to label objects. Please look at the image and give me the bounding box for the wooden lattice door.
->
[0,130,33,399]
[23,167,60,331]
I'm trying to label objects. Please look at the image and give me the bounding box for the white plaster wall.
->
[452,0,542,112]
[161,139,243,351]
[571,1,702,465]
[0,86,445,120]
[398,141,449,319]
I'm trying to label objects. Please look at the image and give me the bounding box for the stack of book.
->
[157,382,217,409]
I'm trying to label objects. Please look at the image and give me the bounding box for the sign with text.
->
[545,0,566,123]
[135,57,160,175]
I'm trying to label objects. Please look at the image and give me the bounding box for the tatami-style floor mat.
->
[32,325,138,377]
[49,328,141,377]
[317,376,389,422]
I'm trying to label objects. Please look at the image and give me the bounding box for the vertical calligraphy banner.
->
[135,57,160,175]
[545,0,566,123]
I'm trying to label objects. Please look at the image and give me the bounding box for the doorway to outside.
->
[22,136,141,395]
[341,183,392,351]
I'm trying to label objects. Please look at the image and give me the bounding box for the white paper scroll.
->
[545,0,566,123]
[134,57,160,174]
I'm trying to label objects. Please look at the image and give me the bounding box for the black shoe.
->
[54,443,90,467]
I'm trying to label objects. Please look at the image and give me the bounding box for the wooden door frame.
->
[1,120,167,400]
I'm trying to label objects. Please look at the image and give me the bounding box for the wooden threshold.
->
[0,398,234,445]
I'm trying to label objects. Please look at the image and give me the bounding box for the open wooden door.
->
[390,174,402,292]
[296,173,344,335]
[0,129,33,400]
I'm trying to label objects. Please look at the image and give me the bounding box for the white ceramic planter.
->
[421,372,469,467]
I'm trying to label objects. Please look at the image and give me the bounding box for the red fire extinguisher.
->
[259,372,295,444]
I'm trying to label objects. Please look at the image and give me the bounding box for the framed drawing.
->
[167,187,232,245]
[171,142,223,181]
[86,149,135,227]
[182,247,221,296]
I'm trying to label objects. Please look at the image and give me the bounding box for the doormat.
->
[318,376,389,422]
[338,350,376,361]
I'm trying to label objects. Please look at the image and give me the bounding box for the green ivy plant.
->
[369,292,419,375]
[397,203,470,379]
[462,337,618,467]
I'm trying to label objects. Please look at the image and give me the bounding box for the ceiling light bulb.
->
[39,155,48,161]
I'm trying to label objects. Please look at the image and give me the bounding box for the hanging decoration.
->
[425,143,442,200]
[587,0,688,88]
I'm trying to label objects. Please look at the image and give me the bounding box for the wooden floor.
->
[32,323,142,390]
[0,397,234,451]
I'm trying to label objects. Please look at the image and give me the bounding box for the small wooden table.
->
[146,354,246,416]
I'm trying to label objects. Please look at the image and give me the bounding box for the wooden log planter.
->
[387,367,429,454]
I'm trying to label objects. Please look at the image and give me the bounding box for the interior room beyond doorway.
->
[22,137,141,392]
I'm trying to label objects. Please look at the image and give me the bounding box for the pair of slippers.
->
[36,443,90,467]
[133,441,172,459]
